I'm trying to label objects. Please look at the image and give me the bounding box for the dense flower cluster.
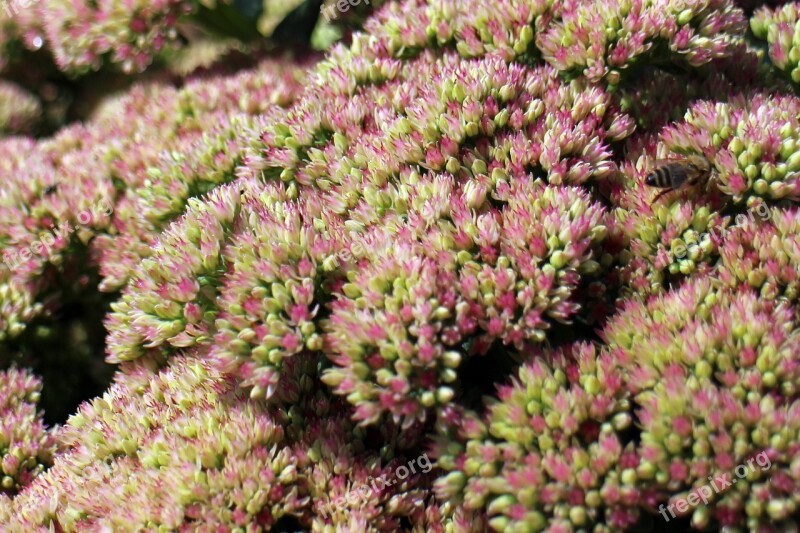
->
[0,357,307,529]
[603,278,800,530]
[0,368,55,495]
[0,350,479,531]
[435,342,638,530]
[612,139,730,296]
[663,93,800,204]
[92,57,308,291]
[616,196,730,297]
[0,81,40,133]
[537,0,747,84]
[357,0,748,86]
[39,0,195,73]
[106,52,634,422]
[439,276,800,530]
[752,2,800,83]
[211,185,338,400]
[322,178,611,426]
[0,57,307,349]
[718,206,800,300]
[106,183,245,363]
[0,131,111,340]
[1,0,800,530]
[610,94,800,298]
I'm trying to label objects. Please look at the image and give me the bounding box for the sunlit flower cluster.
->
[0,368,55,495]
[612,145,730,297]
[90,57,307,290]
[358,0,747,85]
[752,2,800,83]
[0,357,307,529]
[603,277,800,530]
[322,177,611,426]
[0,57,307,346]
[105,183,244,364]
[663,93,800,204]
[717,206,800,300]
[538,0,747,84]
[211,185,338,400]
[0,350,472,531]
[256,54,633,207]
[105,52,632,423]
[440,276,800,530]
[1,0,800,531]
[40,0,195,73]
[0,131,112,344]
[435,342,639,531]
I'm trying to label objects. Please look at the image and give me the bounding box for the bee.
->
[645,154,712,205]
[43,184,58,196]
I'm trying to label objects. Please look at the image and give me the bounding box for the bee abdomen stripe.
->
[653,167,670,187]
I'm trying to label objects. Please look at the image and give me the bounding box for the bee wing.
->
[649,157,691,167]
[656,157,704,182]
[644,158,685,178]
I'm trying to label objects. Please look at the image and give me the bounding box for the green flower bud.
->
[677,9,694,25]
[569,506,588,526]
[488,517,510,531]
[487,495,517,515]
[729,137,745,155]
[550,250,568,269]
[786,150,800,172]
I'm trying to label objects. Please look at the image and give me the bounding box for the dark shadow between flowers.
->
[271,515,307,532]
[0,244,117,425]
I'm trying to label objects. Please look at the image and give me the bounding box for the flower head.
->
[537,0,746,84]
[0,368,55,495]
[0,82,40,134]
[751,2,800,83]
[0,357,304,530]
[663,93,800,203]
[41,0,195,73]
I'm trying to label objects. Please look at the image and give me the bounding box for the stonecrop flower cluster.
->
[437,277,800,531]
[0,369,54,495]
[0,81,39,134]
[1,0,800,531]
[0,0,380,76]
[752,2,800,83]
